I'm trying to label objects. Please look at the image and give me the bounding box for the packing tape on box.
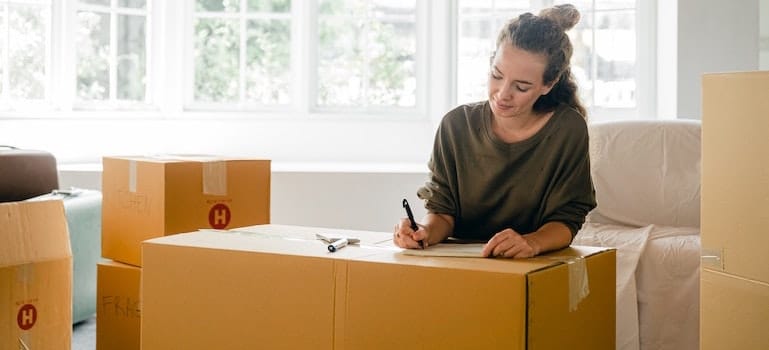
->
[567,257,590,312]
[201,161,227,196]
[543,255,590,312]
[129,160,137,192]
[133,155,229,196]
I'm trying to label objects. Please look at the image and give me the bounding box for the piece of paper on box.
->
[400,243,485,257]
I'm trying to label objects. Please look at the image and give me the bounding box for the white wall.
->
[59,164,430,233]
[761,0,769,69]
[656,0,678,119]
[673,0,760,119]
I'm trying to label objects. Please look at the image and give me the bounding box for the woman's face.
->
[488,43,554,119]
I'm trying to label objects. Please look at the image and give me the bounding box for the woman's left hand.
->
[482,228,541,258]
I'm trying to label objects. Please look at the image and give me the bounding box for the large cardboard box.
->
[97,260,141,350]
[701,71,769,348]
[701,269,769,349]
[141,225,615,350]
[1,200,72,349]
[701,71,769,283]
[102,156,271,266]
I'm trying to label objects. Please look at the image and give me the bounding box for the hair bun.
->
[539,4,580,31]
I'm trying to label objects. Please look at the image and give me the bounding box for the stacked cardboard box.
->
[96,261,141,350]
[140,224,616,349]
[96,155,271,350]
[701,71,769,349]
[1,200,72,349]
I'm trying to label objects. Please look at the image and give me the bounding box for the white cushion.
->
[587,120,701,228]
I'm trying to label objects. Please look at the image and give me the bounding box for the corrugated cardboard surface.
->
[339,256,528,349]
[701,269,769,349]
[142,236,340,349]
[0,200,72,350]
[97,260,141,350]
[102,156,271,266]
[141,225,615,350]
[702,71,769,283]
[527,249,616,349]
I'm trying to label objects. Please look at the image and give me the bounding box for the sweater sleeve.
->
[421,113,459,217]
[542,120,596,238]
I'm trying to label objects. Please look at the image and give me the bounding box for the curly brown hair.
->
[495,4,586,118]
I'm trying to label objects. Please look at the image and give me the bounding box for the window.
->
[456,0,639,119]
[191,0,292,106]
[75,0,149,105]
[316,0,417,110]
[0,0,51,108]
[0,1,655,164]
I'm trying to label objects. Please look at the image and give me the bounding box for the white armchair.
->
[574,119,701,350]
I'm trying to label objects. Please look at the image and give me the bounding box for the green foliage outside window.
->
[76,11,110,100]
[9,5,47,100]
[194,18,240,102]
[317,0,416,108]
[194,0,291,104]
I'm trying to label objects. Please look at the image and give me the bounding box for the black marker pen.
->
[402,198,424,248]
[327,238,349,252]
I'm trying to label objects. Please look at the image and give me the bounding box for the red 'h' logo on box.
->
[17,304,37,330]
[208,203,231,229]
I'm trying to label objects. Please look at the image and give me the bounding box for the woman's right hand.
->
[393,218,428,249]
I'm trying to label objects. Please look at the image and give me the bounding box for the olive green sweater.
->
[421,101,596,240]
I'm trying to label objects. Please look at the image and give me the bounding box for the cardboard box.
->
[1,200,72,349]
[102,155,271,266]
[702,71,769,283]
[701,269,769,349]
[97,260,141,350]
[141,225,615,349]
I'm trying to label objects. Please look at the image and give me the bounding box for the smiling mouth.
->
[494,101,514,110]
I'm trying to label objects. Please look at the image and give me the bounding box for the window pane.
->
[0,13,4,97]
[457,2,638,113]
[457,18,494,104]
[317,17,362,106]
[76,11,110,100]
[458,0,492,14]
[119,0,147,9]
[556,0,593,11]
[317,0,417,108]
[459,0,532,14]
[247,0,290,12]
[595,0,634,10]
[368,18,416,107]
[117,14,146,101]
[318,0,366,15]
[245,19,290,104]
[594,10,635,108]
[80,0,110,5]
[495,0,534,11]
[196,0,240,12]
[194,18,239,102]
[570,11,594,108]
[9,5,47,100]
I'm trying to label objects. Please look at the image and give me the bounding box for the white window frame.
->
[451,0,656,122]
[71,0,153,111]
[0,0,656,165]
[586,0,656,122]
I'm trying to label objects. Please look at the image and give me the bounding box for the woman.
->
[394,4,596,258]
